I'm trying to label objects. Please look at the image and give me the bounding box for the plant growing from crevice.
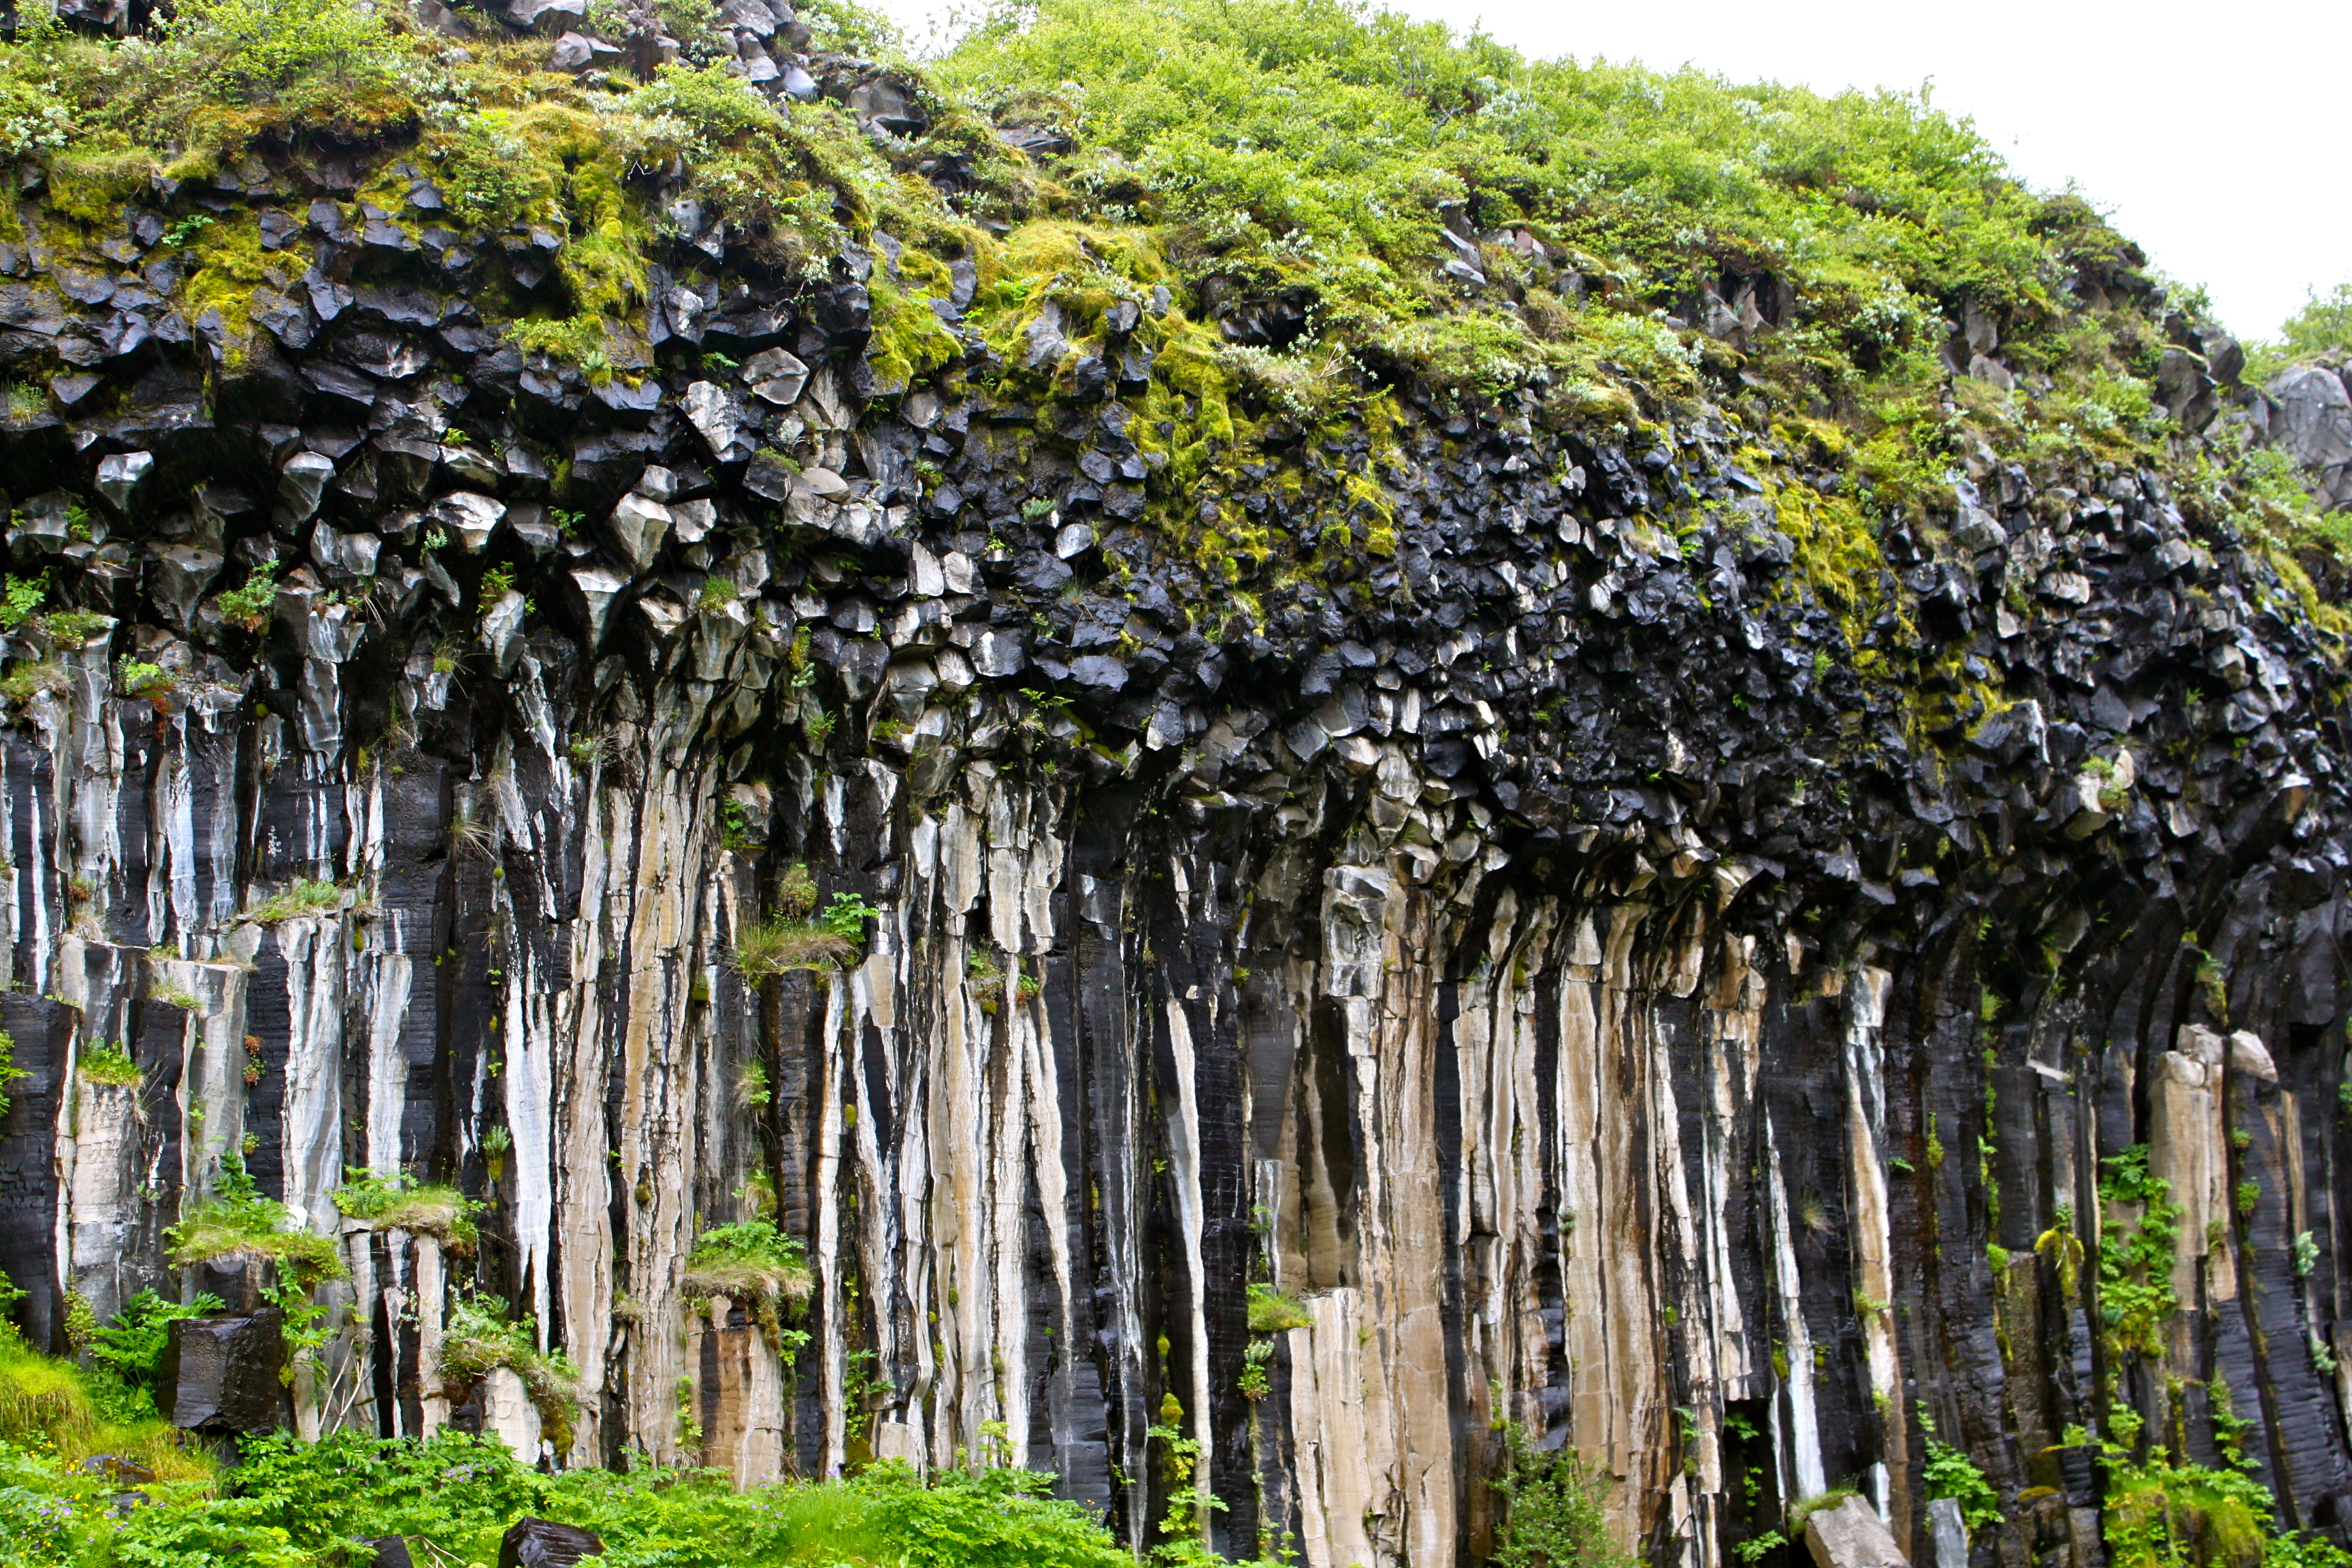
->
[1488,1432,1634,1568]
[216,563,279,634]
[683,1218,815,1367]
[1245,1282,1309,1333]
[244,878,344,925]
[88,1289,227,1414]
[732,915,855,978]
[78,1041,140,1086]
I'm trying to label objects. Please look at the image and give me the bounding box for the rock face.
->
[2,20,2352,1568]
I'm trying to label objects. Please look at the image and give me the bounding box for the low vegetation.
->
[242,879,346,925]
[0,1396,1136,1568]
[165,1159,346,1369]
[1244,1282,1310,1333]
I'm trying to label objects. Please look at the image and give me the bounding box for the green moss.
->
[440,1294,582,1452]
[865,267,966,398]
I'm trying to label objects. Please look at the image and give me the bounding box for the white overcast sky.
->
[877,0,2350,343]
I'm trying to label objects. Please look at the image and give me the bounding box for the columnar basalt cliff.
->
[4,3,2352,1566]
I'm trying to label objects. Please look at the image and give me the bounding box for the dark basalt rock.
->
[497,1520,605,1568]
[158,1312,287,1435]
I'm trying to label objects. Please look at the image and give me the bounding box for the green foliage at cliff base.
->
[0,1427,1141,1567]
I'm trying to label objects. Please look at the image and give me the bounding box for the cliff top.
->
[0,0,2341,651]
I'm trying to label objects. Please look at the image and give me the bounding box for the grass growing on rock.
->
[683,1220,814,1307]
[242,879,346,925]
[1245,1282,1311,1333]
[440,1295,583,1453]
[733,915,856,977]
[0,1422,1139,1567]
[333,1169,483,1250]
[166,1160,344,1294]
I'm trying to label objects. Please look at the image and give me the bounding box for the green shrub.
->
[114,657,174,700]
[1922,1433,2002,1533]
[0,574,46,631]
[215,564,279,633]
[821,892,883,942]
[0,1032,22,1122]
[1245,1282,1310,1333]
[87,1290,227,1412]
[2247,283,2352,381]
[1488,1434,1634,1568]
[39,610,108,649]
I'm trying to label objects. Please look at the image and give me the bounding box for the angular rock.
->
[144,544,223,629]
[159,1311,287,1435]
[498,1521,602,1568]
[278,451,336,521]
[427,491,506,553]
[1805,1497,1907,1568]
[742,346,809,406]
[95,451,152,512]
[605,493,672,573]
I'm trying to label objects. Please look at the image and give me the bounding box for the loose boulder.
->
[1805,1496,1908,1568]
[498,1518,605,1568]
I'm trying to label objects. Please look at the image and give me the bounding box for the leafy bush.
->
[0,1032,22,1122]
[1921,1433,2001,1533]
[167,1158,346,1370]
[76,1043,140,1086]
[38,610,108,649]
[0,574,45,631]
[114,657,174,700]
[2247,283,2352,381]
[821,892,883,941]
[215,563,279,632]
[1489,1435,1633,1568]
[87,1290,227,1410]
